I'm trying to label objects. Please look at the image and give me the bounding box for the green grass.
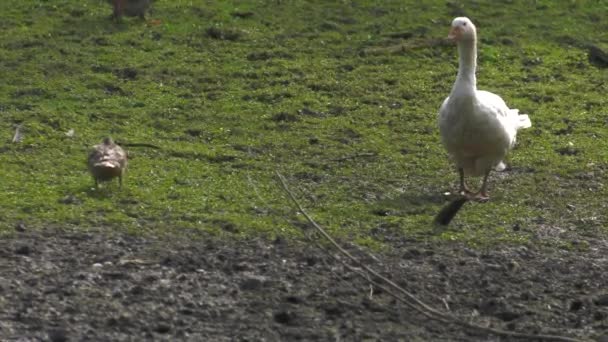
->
[0,0,606,247]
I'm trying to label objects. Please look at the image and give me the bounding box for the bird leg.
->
[113,0,124,19]
[458,168,473,196]
[471,169,491,202]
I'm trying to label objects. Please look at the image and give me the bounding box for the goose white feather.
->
[438,17,531,200]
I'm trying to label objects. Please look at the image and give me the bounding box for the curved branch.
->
[276,170,587,342]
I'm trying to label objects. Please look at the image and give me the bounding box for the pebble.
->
[15,222,26,232]
[239,275,266,291]
[594,294,608,306]
[15,245,31,255]
[155,323,171,334]
[48,329,68,342]
[273,310,295,325]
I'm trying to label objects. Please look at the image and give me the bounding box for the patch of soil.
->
[205,27,242,41]
[247,51,293,61]
[113,67,138,80]
[270,112,300,123]
[0,228,606,341]
[588,45,608,68]
[231,11,254,19]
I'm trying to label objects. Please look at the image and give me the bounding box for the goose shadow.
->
[371,189,469,229]
[371,190,446,217]
[59,182,127,203]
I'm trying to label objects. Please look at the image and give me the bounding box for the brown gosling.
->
[88,137,127,189]
[109,0,152,19]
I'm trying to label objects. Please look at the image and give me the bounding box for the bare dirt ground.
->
[1,227,607,341]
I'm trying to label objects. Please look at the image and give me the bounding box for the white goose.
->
[439,17,531,201]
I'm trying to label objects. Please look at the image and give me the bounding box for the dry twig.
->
[276,170,587,342]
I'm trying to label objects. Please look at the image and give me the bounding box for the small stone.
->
[495,310,521,322]
[59,195,81,205]
[239,275,266,291]
[389,101,403,109]
[107,314,131,328]
[556,145,579,156]
[479,298,502,315]
[285,295,304,304]
[403,248,421,259]
[130,285,144,295]
[155,323,171,334]
[305,256,317,266]
[463,248,478,257]
[15,222,26,232]
[273,310,295,325]
[48,329,68,342]
[569,300,583,311]
[594,310,607,321]
[324,302,344,317]
[15,245,31,255]
[507,260,520,272]
[594,294,608,306]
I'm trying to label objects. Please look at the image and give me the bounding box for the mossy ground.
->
[0,0,606,247]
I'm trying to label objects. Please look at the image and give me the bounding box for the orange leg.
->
[470,169,491,202]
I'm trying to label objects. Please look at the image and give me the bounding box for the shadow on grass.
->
[61,182,128,201]
[371,189,446,217]
[56,8,153,41]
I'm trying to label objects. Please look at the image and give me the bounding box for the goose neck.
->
[453,39,477,94]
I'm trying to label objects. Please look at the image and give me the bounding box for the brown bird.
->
[109,0,152,19]
[88,137,127,188]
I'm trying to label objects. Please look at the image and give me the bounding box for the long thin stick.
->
[276,171,586,342]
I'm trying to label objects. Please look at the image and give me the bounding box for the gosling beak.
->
[448,26,462,41]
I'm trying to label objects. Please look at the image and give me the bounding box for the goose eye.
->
[463,22,467,26]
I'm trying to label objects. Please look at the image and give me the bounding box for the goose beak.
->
[448,26,461,41]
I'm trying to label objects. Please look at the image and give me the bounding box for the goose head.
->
[102,137,115,146]
[448,17,476,43]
